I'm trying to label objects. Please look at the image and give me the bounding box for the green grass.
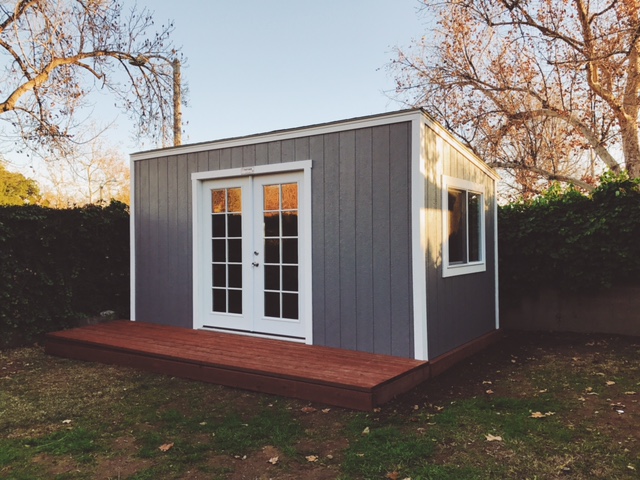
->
[1,335,639,479]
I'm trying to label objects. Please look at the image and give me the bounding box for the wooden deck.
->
[45,321,431,410]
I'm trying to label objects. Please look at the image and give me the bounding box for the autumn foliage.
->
[394,0,640,196]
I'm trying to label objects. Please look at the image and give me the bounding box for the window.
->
[442,176,486,277]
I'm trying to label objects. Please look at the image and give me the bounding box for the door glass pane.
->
[282,183,298,209]
[281,212,298,237]
[228,289,242,314]
[228,264,242,288]
[212,264,226,287]
[265,292,280,318]
[212,239,226,262]
[264,239,280,263]
[264,212,279,237]
[282,266,298,292]
[227,213,242,237]
[264,265,280,291]
[212,288,226,312]
[227,239,242,263]
[264,185,280,211]
[211,187,242,315]
[212,190,226,213]
[227,188,242,212]
[212,215,226,238]
[262,181,299,321]
[282,293,298,320]
[282,239,298,264]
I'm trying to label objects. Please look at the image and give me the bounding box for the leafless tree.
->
[0,0,184,153]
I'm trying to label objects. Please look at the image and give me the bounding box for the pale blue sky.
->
[120,0,429,151]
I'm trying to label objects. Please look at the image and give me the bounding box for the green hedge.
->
[499,172,640,300]
[0,202,129,347]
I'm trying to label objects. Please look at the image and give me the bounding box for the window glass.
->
[443,176,486,277]
[447,189,466,264]
[468,192,481,262]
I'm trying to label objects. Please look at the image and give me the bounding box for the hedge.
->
[499,172,640,300]
[0,201,129,347]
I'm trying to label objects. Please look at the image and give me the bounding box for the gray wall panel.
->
[371,126,392,355]
[423,125,497,359]
[322,132,342,347]
[338,131,357,350]
[309,135,326,345]
[135,120,415,357]
[355,128,374,353]
[389,123,413,357]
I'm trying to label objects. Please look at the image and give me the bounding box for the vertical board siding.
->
[135,121,415,357]
[423,125,497,359]
[322,132,342,347]
[338,131,357,350]
[355,129,374,353]
[388,123,413,357]
[371,126,392,354]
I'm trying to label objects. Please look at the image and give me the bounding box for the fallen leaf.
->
[373,407,382,413]
[199,421,207,426]
[486,389,494,394]
[362,426,370,436]
[628,464,636,471]
[530,412,547,419]
[301,406,317,413]
[322,408,331,413]
[578,397,586,402]
[485,434,503,442]
[386,471,400,480]
[538,389,548,393]
[625,391,637,395]
[268,456,279,465]
[326,454,334,460]
[606,381,616,386]
[585,387,593,393]
[62,419,72,424]
[413,404,420,410]
[158,442,174,452]
[356,453,365,457]
[306,455,318,462]
[482,380,492,385]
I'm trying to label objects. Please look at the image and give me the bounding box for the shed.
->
[130,108,500,363]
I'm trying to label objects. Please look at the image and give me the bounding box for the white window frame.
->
[442,175,486,277]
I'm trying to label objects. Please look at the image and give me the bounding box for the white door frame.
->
[191,160,313,345]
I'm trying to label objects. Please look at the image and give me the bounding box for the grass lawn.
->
[1,331,639,479]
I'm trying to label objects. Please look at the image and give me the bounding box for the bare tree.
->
[392,0,640,193]
[41,132,129,207]
[0,0,184,153]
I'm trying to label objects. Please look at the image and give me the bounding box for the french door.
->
[198,171,306,339]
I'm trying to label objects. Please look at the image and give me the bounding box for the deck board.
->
[45,320,431,410]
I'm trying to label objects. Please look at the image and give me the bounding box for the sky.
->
[105,0,430,152]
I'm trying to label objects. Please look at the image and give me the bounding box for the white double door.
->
[198,171,305,339]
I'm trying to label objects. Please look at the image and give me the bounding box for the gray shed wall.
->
[422,124,497,359]
[134,122,414,358]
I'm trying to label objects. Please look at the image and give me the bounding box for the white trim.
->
[191,160,313,344]
[133,111,427,162]
[191,160,312,181]
[441,175,487,278]
[411,119,429,361]
[494,177,500,329]
[129,155,136,321]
